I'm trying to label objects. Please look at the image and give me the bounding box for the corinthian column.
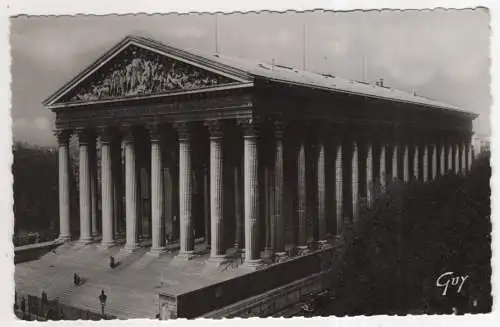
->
[431,143,438,180]
[111,137,123,238]
[351,138,359,223]
[239,118,262,268]
[149,124,166,256]
[296,131,308,254]
[440,139,446,176]
[233,163,242,251]
[365,139,374,208]
[334,131,344,235]
[56,129,72,242]
[391,142,399,181]
[467,141,473,171]
[379,141,387,192]
[273,121,286,256]
[413,142,419,181]
[447,140,453,172]
[454,141,460,175]
[123,126,139,253]
[316,126,327,244]
[89,134,99,238]
[175,123,195,259]
[461,139,467,174]
[422,143,429,182]
[99,127,115,248]
[403,144,409,182]
[206,120,226,262]
[77,129,93,244]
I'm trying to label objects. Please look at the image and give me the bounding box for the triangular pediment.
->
[45,36,253,107]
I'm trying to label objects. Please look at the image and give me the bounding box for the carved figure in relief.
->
[67,45,233,102]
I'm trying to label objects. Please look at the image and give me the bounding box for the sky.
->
[10,9,491,147]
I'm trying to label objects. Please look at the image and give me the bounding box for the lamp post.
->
[98,290,107,318]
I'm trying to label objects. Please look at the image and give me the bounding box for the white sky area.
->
[10,9,491,147]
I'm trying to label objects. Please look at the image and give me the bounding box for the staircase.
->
[16,243,163,319]
[60,280,158,319]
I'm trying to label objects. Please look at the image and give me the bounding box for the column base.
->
[148,247,167,257]
[241,259,263,271]
[77,236,93,245]
[176,251,196,260]
[307,242,319,252]
[206,255,228,267]
[317,240,331,250]
[92,232,100,238]
[99,241,115,250]
[296,245,310,256]
[122,244,139,254]
[58,235,72,243]
[262,248,274,261]
[274,252,288,263]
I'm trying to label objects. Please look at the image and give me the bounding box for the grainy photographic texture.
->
[11,9,491,320]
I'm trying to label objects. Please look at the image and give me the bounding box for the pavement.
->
[15,239,248,319]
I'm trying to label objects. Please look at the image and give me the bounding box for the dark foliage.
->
[13,143,60,245]
[327,154,491,316]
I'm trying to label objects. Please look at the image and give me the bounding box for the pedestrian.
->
[20,297,26,319]
[73,273,78,286]
[98,290,107,317]
[109,256,115,269]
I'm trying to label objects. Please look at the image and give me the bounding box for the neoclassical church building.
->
[19,35,477,319]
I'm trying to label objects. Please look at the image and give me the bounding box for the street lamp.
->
[98,290,107,319]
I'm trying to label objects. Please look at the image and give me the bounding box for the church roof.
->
[44,35,478,118]
[135,36,476,117]
[213,54,469,114]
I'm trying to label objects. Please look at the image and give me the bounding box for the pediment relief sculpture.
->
[61,45,235,103]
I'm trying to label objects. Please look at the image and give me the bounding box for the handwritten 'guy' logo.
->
[436,272,469,296]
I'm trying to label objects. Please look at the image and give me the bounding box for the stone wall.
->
[14,241,63,264]
[159,246,339,319]
[202,269,333,318]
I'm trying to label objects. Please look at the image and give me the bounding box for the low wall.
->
[15,293,114,321]
[159,246,338,319]
[202,268,333,318]
[14,240,63,264]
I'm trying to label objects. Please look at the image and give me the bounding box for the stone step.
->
[16,241,202,319]
[62,281,157,319]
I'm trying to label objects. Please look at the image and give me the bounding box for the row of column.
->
[56,122,474,267]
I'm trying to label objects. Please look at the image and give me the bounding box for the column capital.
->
[54,129,72,144]
[75,128,93,145]
[120,125,137,144]
[357,126,375,148]
[147,123,163,142]
[372,124,392,144]
[97,126,117,144]
[205,120,225,139]
[330,123,346,141]
[174,122,194,140]
[314,121,329,141]
[273,120,287,139]
[238,118,261,138]
[343,123,365,144]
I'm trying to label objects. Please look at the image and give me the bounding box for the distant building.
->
[472,134,490,157]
